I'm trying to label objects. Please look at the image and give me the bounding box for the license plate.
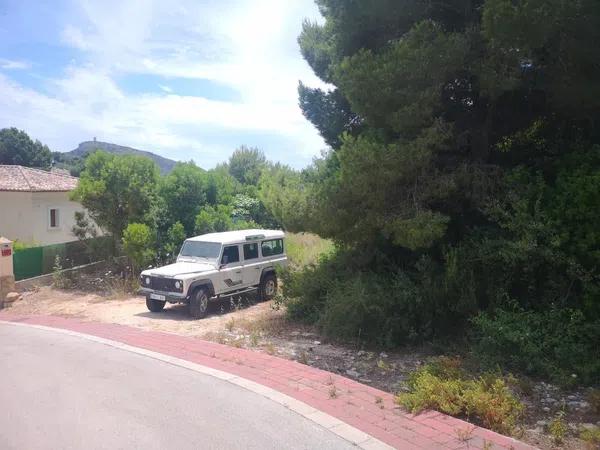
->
[150,293,166,301]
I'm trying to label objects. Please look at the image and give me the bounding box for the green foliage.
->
[258,164,315,232]
[548,412,567,445]
[72,151,159,241]
[122,223,155,272]
[472,308,600,385]
[0,127,52,168]
[164,221,186,260]
[282,248,477,346]
[396,358,524,435]
[194,205,234,235]
[158,162,207,235]
[227,146,267,186]
[580,425,600,448]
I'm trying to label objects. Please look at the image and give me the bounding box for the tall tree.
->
[227,146,267,186]
[158,162,208,236]
[0,128,52,169]
[71,151,159,241]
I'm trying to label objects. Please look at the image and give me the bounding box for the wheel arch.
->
[187,279,215,298]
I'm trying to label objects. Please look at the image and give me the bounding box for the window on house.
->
[49,208,60,229]
[261,239,283,256]
[243,243,259,260]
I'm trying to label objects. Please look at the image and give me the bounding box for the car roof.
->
[186,229,285,245]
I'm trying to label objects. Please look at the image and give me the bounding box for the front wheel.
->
[259,273,277,301]
[146,297,166,312]
[189,288,209,319]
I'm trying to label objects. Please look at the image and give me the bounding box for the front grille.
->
[150,277,178,292]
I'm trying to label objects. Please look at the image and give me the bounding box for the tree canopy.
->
[0,128,52,169]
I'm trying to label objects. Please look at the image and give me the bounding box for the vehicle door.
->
[217,244,243,292]
[242,242,262,286]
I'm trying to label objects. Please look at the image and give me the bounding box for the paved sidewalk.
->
[0,313,534,450]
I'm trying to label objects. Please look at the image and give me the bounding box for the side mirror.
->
[220,255,228,269]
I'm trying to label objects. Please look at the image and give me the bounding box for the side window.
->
[48,208,60,229]
[221,245,240,265]
[243,243,259,260]
[261,239,283,257]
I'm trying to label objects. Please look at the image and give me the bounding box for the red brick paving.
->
[0,313,535,450]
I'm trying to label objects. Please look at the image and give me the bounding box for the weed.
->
[264,342,276,355]
[377,359,390,371]
[482,440,493,450]
[230,338,243,348]
[298,351,309,365]
[455,426,475,442]
[329,384,338,399]
[548,411,567,445]
[580,425,600,449]
[249,331,259,347]
[225,317,235,332]
[396,359,523,435]
[52,255,72,289]
[375,396,384,409]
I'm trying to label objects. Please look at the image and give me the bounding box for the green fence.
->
[13,237,113,281]
[13,246,43,280]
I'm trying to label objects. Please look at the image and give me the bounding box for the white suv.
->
[139,229,287,318]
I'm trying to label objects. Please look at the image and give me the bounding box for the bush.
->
[282,249,477,346]
[472,308,600,385]
[122,223,155,273]
[396,358,524,435]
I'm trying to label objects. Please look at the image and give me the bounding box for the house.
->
[0,165,86,246]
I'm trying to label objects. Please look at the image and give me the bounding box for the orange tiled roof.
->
[0,165,78,192]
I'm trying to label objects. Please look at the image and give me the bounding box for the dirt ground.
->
[6,285,599,450]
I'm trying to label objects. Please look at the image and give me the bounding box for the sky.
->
[0,0,328,169]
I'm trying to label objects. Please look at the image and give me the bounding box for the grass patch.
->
[285,232,333,269]
[396,357,523,435]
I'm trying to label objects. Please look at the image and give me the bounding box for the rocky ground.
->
[4,271,599,449]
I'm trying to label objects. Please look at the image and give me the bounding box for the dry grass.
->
[285,232,333,269]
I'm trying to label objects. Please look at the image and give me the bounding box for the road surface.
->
[0,323,355,450]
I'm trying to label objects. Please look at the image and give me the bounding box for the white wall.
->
[0,191,88,246]
[0,191,34,243]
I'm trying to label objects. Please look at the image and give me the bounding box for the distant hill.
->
[61,140,177,174]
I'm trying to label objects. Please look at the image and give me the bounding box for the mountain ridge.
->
[62,140,178,174]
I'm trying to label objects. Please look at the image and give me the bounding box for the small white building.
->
[0,165,84,246]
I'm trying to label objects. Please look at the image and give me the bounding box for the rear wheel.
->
[146,297,166,312]
[189,288,209,319]
[259,273,277,301]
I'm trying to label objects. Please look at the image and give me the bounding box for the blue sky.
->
[0,0,327,169]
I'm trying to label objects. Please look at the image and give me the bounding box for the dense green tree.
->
[277,0,600,369]
[227,146,267,186]
[0,128,52,168]
[158,162,208,235]
[71,151,159,241]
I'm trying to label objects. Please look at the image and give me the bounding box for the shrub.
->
[122,223,155,274]
[396,359,524,435]
[580,425,600,449]
[281,248,477,346]
[472,308,600,385]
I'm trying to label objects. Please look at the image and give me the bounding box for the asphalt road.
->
[0,324,355,450]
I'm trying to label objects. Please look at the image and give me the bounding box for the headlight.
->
[174,280,181,289]
[145,277,151,285]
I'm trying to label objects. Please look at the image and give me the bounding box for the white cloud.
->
[1,0,328,168]
[0,58,31,70]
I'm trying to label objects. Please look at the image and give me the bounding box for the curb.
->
[0,320,393,449]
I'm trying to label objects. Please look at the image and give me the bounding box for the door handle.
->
[255,267,261,270]
[235,270,242,274]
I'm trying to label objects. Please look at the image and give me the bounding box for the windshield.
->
[179,241,221,260]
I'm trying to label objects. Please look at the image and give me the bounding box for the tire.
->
[259,273,277,301]
[146,297,166,312]
[189,287,209,319]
